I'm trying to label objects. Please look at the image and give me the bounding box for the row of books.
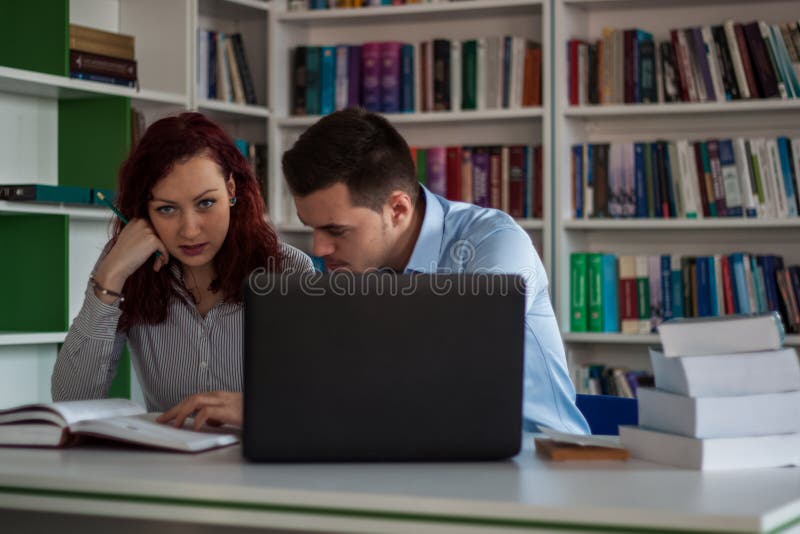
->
[620,317,800,471]
[197,30,258,105]
[571,137,800,220]
[569,252,800,335]
[411,145,542,219]
[291,37,541,116]
[568,19,800,105]
[574,364,653,398]
[233,139,268,205]
[290,0,454,10]
[0,184,115,205]
[69,24,137,88]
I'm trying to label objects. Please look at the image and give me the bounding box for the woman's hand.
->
[157,391,243,431]
[93,219,170,300]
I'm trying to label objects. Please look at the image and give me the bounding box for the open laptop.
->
[243,272,524,461]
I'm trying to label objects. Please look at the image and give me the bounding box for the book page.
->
[538,427,625,449]
[51,399,145,425]
[71,413,239,453]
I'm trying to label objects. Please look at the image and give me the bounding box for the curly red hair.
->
[110,112,280,331]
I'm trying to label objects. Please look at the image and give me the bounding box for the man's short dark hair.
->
[282,108,419,212]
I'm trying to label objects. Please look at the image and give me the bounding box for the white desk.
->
[0,436,798,533]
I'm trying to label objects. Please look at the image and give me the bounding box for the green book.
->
[305,46,321,116]
[570,253,588,332]
[416,148,427,185]
[0,184,92,204]
[587,253,604,332]
[461,40,477,110]
[636,255,650,334]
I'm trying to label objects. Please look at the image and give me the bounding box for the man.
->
[281,108,589,434]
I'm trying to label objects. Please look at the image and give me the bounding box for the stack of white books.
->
[620,313,800,470]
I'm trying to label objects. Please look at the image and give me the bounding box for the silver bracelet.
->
[90,276,125,302]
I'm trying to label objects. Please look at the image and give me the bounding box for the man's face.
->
[293,183,395,272]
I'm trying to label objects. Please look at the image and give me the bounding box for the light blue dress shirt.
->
[404,185,590,434]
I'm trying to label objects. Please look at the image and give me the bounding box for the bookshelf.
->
[267,0,551,262]
[552,0,800,382]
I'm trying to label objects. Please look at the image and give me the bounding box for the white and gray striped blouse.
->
[52,243,313,412]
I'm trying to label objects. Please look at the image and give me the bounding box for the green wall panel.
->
[0,215,68,332]
[59,97,131,191]
[0,0,68,76]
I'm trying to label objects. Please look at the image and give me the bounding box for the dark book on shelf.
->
[70,49,137,81]
[292,46,307,115]
[347,45,362,108]
[742,22,780,98]
[638,38,656,103]
[362,42,381,112]
[305,46,321,115]
[432,39,451,111]
[711,25,740,100]
[69,72,135,87]
[231,33,258,105]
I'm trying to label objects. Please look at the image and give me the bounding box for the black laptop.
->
[243,272,524,461]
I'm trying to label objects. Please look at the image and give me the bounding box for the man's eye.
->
[198,199,215,209]
[327,229,345,237]
[156,206,175,215]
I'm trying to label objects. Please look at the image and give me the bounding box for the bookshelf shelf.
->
[564,100,800,118]
[564,332,800,348]
[0,66,189,108]
[196,99,270,120]
[276,108,544,128]
[564,219,800,230]
[0,201,113,222]
[0,332,68,347]
[276,0,543,24]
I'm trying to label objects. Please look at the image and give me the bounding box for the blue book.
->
[696,256,710,317]
[234,139,249,157]
[707,257,719,316]
[208,31,217,99]
[586,144,594,216]
[320,46,336,115]
[670,260,684,318]
[69,72,135,87]
[729,253,751,314]
[400,44,415,113]
[305,46,321,115]
[601,254,619,332]
[573,145,584,218]
[650,143,663,218]
[660,255,673,321]
[634,143,647,217]
[761,255,781,313]
[777,138,798,217]
[751,256,767,313]
[635,30,654,102]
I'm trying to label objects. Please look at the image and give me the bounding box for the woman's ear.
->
[226,174,236,199]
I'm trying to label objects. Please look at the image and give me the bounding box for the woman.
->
[52,112,312,430]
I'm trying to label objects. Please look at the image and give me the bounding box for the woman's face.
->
[148,154,236,270]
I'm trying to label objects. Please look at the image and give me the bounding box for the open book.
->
[0,399,239,453]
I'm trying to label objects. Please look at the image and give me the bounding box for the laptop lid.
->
[243,272,524,461]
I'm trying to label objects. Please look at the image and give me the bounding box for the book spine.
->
[208,31,217,100]
[718,139,744,217]
[69,50,136,80]
[225,37,246,104]
[231,34,257,105]
[706,140,729,217]
[305,46,321,115]
[433,39,451,111]
[588,253,604,332]
[489,146,502,209]
[723,20,750,99]
[362,42,382,112]
[509,146,526,218]
[472,148,490,207]
[636,255,651,333]
[670,255,684,318]
[571,253,589,333]
[69,36,135,61]
[293,47,307,115]
[426,146,447,197]
[743,22,780,98]
[380,42,402,113]
[734,22,761,98]
[445,146,462,202]
[347,45,362,108]
[69,71,135,87]
[335,45,349,111]
[618,256,639,334]
[400,44,415,113]
[320,46,336,115]
[462,40,477,110]
[602,254,620,332]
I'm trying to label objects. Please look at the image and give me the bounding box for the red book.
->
[533,145,543,218]
[734,23,762,98]
[70,49,137,80]
[618,256,639,334]
[669,30,690,102]
[489,147,502,209]
[508,146,526,218]
[721,255,736,315]
[568,40,581,106]
[445,146,463,202]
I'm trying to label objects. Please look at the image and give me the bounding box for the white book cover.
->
[335,45,349,111]
[637,387,800,439]
[701,26,726,102]
[754,138,777,218]
[667,142,684,217]
[450,40,461,112]
[656,313,784,357]
[766,139,789,218]
[650,346,800,397]
[511,36,524,109]
[476,37,487,111]
[0,399,238,452]
[677,140,702,218]
[770,24,798,98]
[723,20,751,99]
[485,37,500,110]
[622,143,635,217]
[217,33,232,103]
[584,144,594,219]
[620,425,800,470]
[733,138,757,217]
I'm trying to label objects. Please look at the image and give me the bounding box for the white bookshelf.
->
[268,0,551,267]
[553,0,800,377]
[0,333,69,347]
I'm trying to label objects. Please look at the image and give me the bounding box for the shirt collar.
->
[404,185,444,274]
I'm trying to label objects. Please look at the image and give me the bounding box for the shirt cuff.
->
[72,283,123,340]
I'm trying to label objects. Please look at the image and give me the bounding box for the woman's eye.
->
[156,206,175,215]
[198,199,215,209]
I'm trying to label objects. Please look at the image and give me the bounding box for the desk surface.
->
[0,436,798,533]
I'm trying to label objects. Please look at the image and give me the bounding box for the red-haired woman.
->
[52,112,312,429]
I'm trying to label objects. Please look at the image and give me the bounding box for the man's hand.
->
[156,391,242,431]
